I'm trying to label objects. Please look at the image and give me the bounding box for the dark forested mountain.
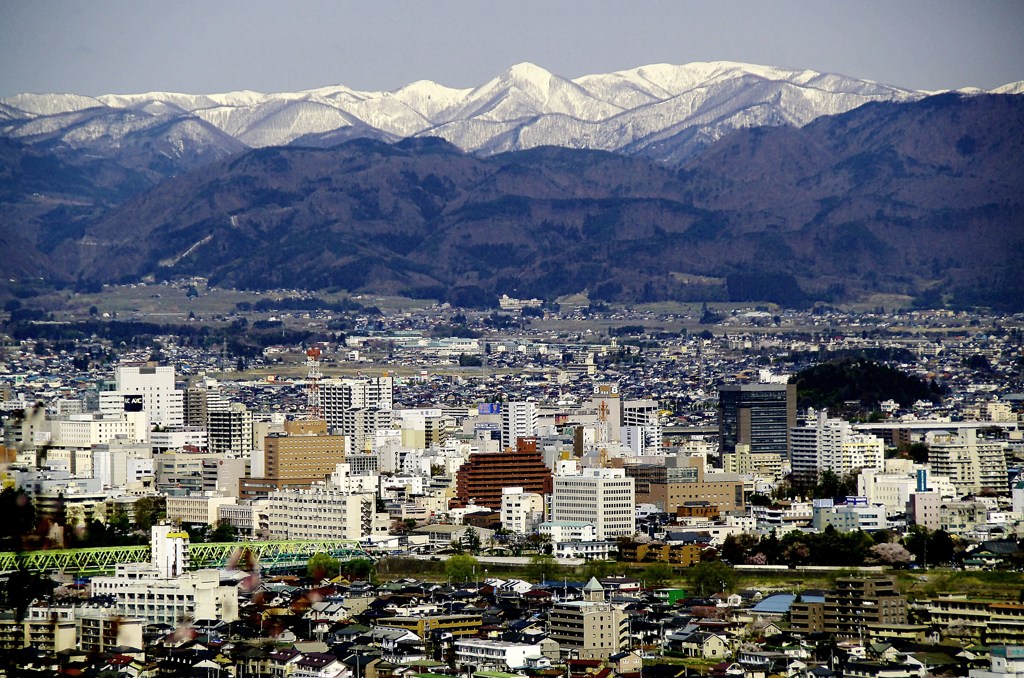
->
[7,94,1024,309]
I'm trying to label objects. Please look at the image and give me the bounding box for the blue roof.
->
[751,592,825,614]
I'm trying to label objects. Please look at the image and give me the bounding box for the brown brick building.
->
[239,419,347,499]
[452,438,552,510]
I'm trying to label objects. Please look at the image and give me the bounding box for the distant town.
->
[2,282,1023,677]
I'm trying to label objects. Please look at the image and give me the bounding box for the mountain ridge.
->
[41,93,1024,311]
[4,60,994,164]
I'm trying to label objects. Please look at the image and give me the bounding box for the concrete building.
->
[928,429,1009,495]
[812,498,887,532]
[500,486,545,535]
[455,639,547,671]
[266,485,386,541]
[453,438,552,510]
[166,493,238,528]
[90,525,237,626]
[240,419,348,499]
[100,364,184,428]
[823,577,907,638]
[547,577,628,660]
[627,457,745,513]
[550,468,635,540]
[502,401,538,450]
[719,382,796,459]
[790,410,884,482]
[91,440,153,489]
[207,402,253,456]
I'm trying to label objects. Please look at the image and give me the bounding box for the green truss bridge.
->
[0,540,368,576]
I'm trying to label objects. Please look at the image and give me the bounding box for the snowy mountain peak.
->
[2,61,1018,160]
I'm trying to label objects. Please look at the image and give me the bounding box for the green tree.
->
[210,521,238,542]
[526,554,562,583]
[462,526,482,553]
[445,554,479,583]
[308,552,341,581]
[133,496,165,532]
[690,560,736,596]
[341,558,375,581]
[642,562,674,587]
[580,559,614,580]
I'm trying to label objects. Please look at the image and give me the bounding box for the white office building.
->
[99,365,184,429]
[550,468,635,540]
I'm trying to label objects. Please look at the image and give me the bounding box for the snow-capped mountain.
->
[0,61,1015,164]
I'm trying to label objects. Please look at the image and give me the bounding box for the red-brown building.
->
[452,438,553,510]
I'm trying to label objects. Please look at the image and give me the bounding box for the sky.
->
[1,0,1022,98]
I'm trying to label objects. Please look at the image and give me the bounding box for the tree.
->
[642,562,674,587]
[526,554,561,583]
[445,554,479,583]
[462,527,481,553]
[308,553,340,581]
[341,558,374,581]
[133,496,164,532]
[210,520,238,543]
[870,542,914,567]
[690,560,736,597]
[580,559,614,580]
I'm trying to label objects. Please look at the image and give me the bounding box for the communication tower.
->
[306,346,322,419]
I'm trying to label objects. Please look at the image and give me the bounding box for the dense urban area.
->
[2,280,1024,678]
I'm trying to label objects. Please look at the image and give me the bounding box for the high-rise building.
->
[790,410,885,481]
[550,468,635,540]
[321,377,393,422]
[266,486,384,541]
[928,428,1008,495]
[99,365,184,429]
[207,402,253,456]
[453,438,552,510]
[718,383,796,459]
[239,419,348,499]
[501,401,538,450]
[626,457,745,513]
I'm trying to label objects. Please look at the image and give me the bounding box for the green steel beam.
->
[0,540,368,575]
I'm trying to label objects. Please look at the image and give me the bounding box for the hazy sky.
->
[1,0,1022,98]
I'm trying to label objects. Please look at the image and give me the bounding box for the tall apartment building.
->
[824,577,907,637]
[239,419,348,499]
[719,383,796,459]
[99,364,184,428]
[453,438,552,510]
[547,578,629,660]
[550,467,635,540]
[207,402,254,456]
[928,428,1008,495]
[183,379,228,428]
[790,410,885,481]
[321,376,393,451]
[501,401,538,450]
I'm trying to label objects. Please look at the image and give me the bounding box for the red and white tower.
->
[305,346,322,420]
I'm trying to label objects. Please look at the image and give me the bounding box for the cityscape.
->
[1,286,1023,676]
[2,2,1024,677]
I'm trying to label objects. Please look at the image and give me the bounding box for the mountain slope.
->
[50,94,1024,309]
